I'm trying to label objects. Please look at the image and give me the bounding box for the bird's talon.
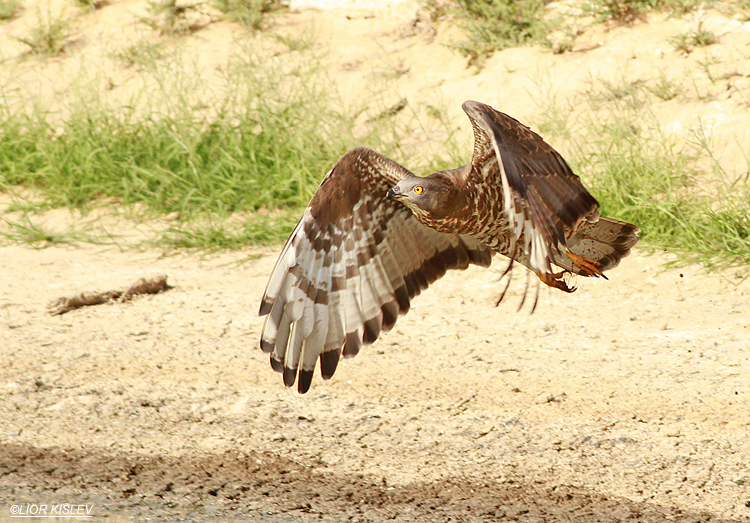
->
[537,271,576,293]
[565,251,605,278]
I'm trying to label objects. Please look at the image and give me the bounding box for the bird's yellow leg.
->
[564,251,606,279]
[536,270,576,293]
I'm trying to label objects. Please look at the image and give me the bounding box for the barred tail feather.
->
[558,216,640,274]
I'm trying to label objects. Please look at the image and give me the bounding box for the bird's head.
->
[386,173,463,220]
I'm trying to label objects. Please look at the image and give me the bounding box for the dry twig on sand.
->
[47,275,172,316]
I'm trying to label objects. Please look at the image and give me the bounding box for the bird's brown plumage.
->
[259,101,639,393]
[259,147,492,393]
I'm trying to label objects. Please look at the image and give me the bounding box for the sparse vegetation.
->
[272,30,315,52]
[670,20,718,54]
[13,10,73,56]
[0,45,418,246]
[151,215,300,250]
[734,0,750,20]
[0,214,104,247]
[647,71,682,101]
[695,53,723,83]
[2,0,750,270]
[74,0,107,11]
[450,0,550,68]
[419,0,452,23]
[532,76,750,267]
[212,0,282,31]
[112,40,166,69]
[586,0,700,24]
[140,0,211,35]
[586,0,661,23]
[0,0,21,19]
[585,74,646,111]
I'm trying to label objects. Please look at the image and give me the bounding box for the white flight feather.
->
[488,118,550,275]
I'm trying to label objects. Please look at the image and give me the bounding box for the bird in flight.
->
[259,100,639,393]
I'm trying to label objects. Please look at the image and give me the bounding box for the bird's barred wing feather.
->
[461,100,600,277]
[259,147,492,393]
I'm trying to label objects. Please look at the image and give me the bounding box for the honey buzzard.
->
[259,100,639,393]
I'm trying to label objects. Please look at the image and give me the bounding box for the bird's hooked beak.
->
[386,185,401,200]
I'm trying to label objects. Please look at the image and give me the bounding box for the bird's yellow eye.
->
[413,185,424,194]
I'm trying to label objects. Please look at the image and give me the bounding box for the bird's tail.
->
[555,216,640,275]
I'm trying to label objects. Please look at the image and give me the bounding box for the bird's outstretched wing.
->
[259,147,492,393]
[461,100,602,289]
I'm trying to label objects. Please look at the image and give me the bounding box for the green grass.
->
[584,74,646,111]
[647,71,682,101]
[448,0,550,67]
[441,0,719,66]
[0,43,428,248]
[140,0,216,35]
[272,30,315,52]
[670,20,718,54]
[1,59,343,215]
[586,0,661,23]
[212,0,282,31]
[2,8,750,271]
[0,0,21,19]
[0,214,108,248]
[13,9,73,56]
[112,40,166,69]
[150,212,300,250]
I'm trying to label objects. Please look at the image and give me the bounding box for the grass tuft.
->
[151,213,299,251]
[140,0,212,35]
[586,0,659,24]
[13,9,73,56]
[0,215,107,247]
[647,71,682,101]
[212,0,282,31]
[272,30,315,52]
[449,0,550,68]
[583,72,647,112]
[112,40,166,69]
[670,20,718,54]
[0,0,21,19]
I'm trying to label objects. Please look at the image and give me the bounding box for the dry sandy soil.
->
[2,1,750,522]
[2,237,750,523]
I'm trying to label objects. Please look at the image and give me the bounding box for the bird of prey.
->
[259,100,639,393]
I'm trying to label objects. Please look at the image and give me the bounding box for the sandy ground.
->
[1,240,750,522]
[2,0,750,521]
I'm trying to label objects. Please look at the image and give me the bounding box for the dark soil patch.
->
[0,443,736,522]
